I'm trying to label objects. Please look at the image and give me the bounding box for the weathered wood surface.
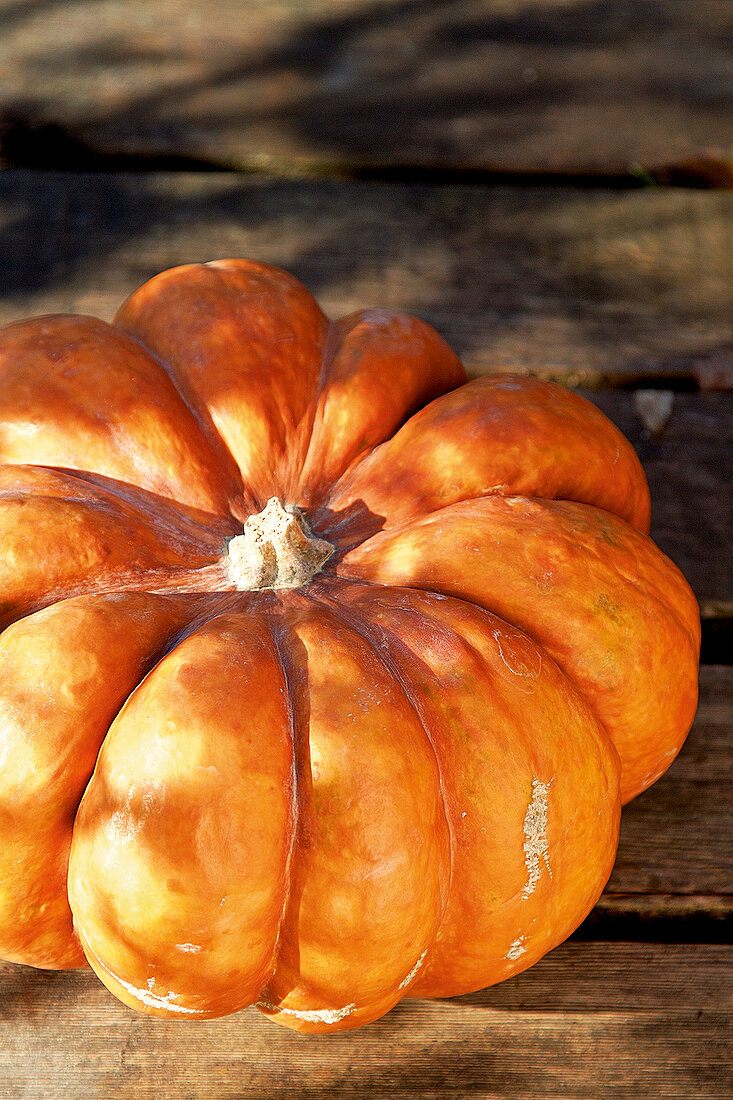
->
[605,667,732,899]
[1,0,732,181]
[1,172,731,386]
[0,1,731,1087]
[587,392,733,612]
[1,944,730,1099]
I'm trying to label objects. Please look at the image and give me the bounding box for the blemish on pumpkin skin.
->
[531,566,554,593]
[594,593,626,626]
[495,634,541,678]
[493,631,542,691]
[398,948,428,989]
[521,777,553,899]
[506,936,527,961]
[93,957,205,1016]
[257,1000,357,1025]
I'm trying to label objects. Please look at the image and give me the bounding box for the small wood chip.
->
[634,389,674,435]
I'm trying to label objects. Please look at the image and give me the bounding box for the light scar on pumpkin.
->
[255,952,428,1022]
[257,1000,357,1025]
[101,966,203,1016]
[521,776,553,899]
[493,629,542,686]
[506,936,527,961]
[398,948,428,990]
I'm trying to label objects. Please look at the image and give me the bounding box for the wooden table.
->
[0,3,731,1096]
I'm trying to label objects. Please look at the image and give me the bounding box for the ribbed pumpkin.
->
[0,259,699,1032]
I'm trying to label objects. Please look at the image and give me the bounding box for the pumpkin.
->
[0,259,699,1033]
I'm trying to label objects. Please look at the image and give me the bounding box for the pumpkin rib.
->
[0,466,284,627]
[325,580,620,999]
[295,309,466,511]
[314,375,650,549]
[116,313,253,518]
[0,314,241,517]
[68,604,296,1019]
[200,263,326,509]
[113,323,255,517]
[305,580,466,992]
[306,576,456,922]
[0,462,233,546]
[115,260,330,515]
[0,465,233,625]
[257,587,450,1032]
[0,591,197,971]
[339,495,700,803]
[306,582,456,1003]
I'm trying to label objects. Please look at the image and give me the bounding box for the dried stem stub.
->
[225,497,334,591]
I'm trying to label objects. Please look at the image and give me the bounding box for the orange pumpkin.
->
[0,259,699,1032]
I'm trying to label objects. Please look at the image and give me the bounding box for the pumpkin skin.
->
[0,259,699,1032]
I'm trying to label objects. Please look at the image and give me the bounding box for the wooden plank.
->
[0,945,730,1099]
[586,667,733,936]
[0,1,732,179]
[585,393,733,610]
[604,667,733,897]
[0,172,731,386]
[0,173,730,605]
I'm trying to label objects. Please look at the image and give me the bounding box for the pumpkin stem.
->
[225,497,334,591]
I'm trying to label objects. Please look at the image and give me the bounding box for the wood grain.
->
[1,0,731,180]
[586,393,733,610]
[0,945,730,1099]
[607,667,732,897]
[0,172,731,385]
